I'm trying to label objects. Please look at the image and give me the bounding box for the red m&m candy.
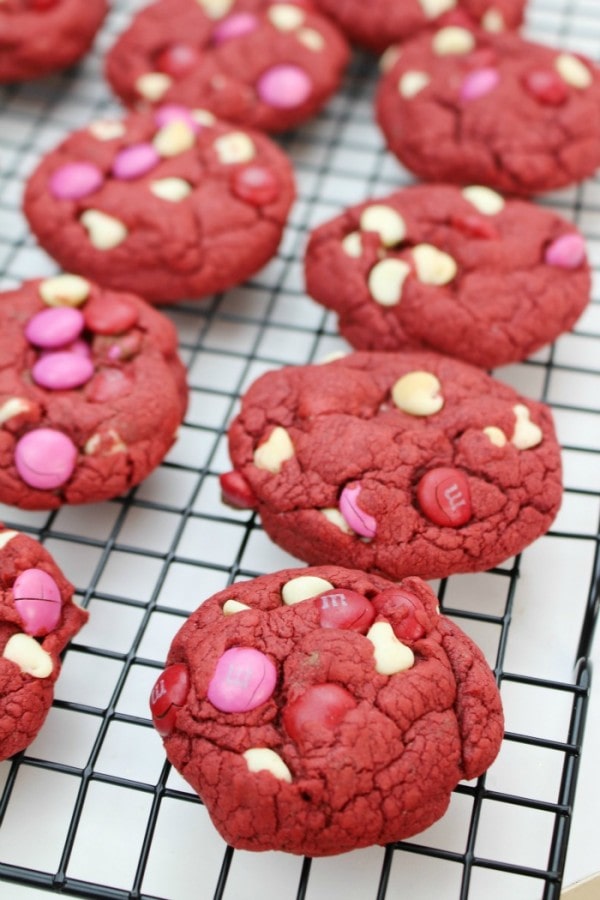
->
[314,589,375,633]
[417,467,472,528]
[150,663,190,737]
[283,683,356,745]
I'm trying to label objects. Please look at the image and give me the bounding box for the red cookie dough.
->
[23,107,296,304]
[0,525,87,760]
[222,351,562,580]
[313,0,524,54]
[105,0,349,133]
[0,0,107,83]
[150,565,504,855]
[0,275,188,510]
[305,183,591,368]
[376,25,600,195]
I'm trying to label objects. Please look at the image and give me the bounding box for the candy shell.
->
[13,567,62,637]
[32,352,94,391]
[231,165,279,205]
[417,467,472,527]
[315,588,375,633]
[372,588,428,642]
[256,64,312,109]
[155,43,201,77]
[339,483,377,538]
[283,683,356,744]
[25,307,85,349]
[150,663,190,737]
[49,162,103,200]
[14,428,77,490]
[207,647,277,713]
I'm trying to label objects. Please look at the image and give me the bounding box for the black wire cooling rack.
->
[1,1,599,898]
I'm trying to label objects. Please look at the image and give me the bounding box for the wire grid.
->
[0,0,599,898]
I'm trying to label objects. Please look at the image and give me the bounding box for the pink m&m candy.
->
[112,143,160,180]
[49,162,103,200]
[315,589,375,634]
[256,65,312,109]
[231,165,279,206]
[417,467,472,528]
[212,12,259,45]
[283,684,356,745]
[544,233,586,269]
[13,567,62,637]
[150,663,190,737]
[25,306,85,349]
[339,482,377,538]
[207,647,277,713]
[87,368,134,402]
[460,68,500,102]
[32,351,94,391]
[154,105,201,132]
[14,428,77,490]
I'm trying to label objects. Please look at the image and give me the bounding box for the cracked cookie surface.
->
[305,183,590,368]
[150,565,504,855]
[0,526,87,760]
[0,0,107,83]
[0,276,187,509]
[105,0,349,133]
[223,351,562,580]
[313,0,524,54]
[23,106,295,303]
[376,25,600,195]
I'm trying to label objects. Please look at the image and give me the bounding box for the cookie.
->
[0,0,107,83]
[149,565,504,855]
[376,25,600,195]
[1,526,87,760]
[105,0,349,133]
[305,183,591,368]
[221,351,562,580]
[23,106,296,304]
[313,0,524,54]
[0,275,188,510]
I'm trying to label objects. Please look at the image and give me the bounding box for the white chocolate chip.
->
[0,530,19,549]
[195,0,233,18]
[481,8,505,32]
[461,185,505,215]
[84,429,127,456]
[253,426,294,473]
[214,131,256,164]
[149,177,193,201]
[380,46,401,73]
[392,371,444,416]
[412,244,457,286]
[341,232,363,258]
[321,507,353,533]
[366,621,414,675]
[368,258,410,306]
[191,108,217,127]
[268,3,304,30]
[80,210,128,250]
[281,575,334,606]
[360,205,406,247]
[3,634,53,679]
[511,404,543,450]
[555,53,593,89]
[432,26,475,56]
[243,748,292,783]
[135,72,172,101]
[223,599,252,615]
[153,121,196,157]
[39,273,91,307]
[0,397,32,424]
[483,426,507,447]
[398,70,431,98]
[88,120,126,141]
[419,0,456,18]
[296,27,325,52]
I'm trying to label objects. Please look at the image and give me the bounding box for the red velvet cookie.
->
[313,0,524,54]
[150,565,504,855]
[23,106,296,304]
[0,275,188,510]
[0,0,107,83]
[105,0,349,133]
[376,25,600,195]
[1,525,88,760]
[305,183,591,368]
[222,351,562,580]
